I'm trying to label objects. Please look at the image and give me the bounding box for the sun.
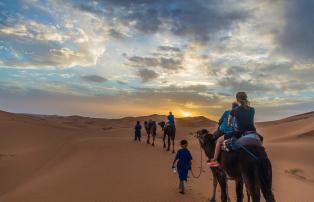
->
[182,111,191,117]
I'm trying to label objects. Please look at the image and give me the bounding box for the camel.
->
[158,121,176,153]
[196,129,275,202]
[145,120,157,146]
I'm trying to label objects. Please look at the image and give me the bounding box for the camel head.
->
[195,129,216,159]
[158,121,165,129]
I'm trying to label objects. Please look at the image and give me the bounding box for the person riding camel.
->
[213,102,239,140]
[168,112,175,126]
[208,92,256,167]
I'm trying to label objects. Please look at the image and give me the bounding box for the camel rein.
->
[190,144,203,178]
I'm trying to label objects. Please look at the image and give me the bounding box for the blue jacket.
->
[168,114,175,125]
[218,110,236,134]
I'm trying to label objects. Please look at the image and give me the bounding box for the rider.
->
[168,112,175,126]
[213,102,239,139]
[208,92,256,167]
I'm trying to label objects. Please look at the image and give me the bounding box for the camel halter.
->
[190,144,203,178]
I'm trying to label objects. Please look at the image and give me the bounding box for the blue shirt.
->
[175,148,192,181]
[168,114,175,125]
[218,110,236,134]
[175,148,192,170]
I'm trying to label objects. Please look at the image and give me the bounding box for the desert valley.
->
[0,110,313,202]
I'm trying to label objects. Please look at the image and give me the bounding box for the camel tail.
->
[258,148,276,202]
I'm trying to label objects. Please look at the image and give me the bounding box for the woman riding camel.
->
[208,92,256,167]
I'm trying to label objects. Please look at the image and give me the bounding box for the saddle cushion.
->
[222,133,262,152]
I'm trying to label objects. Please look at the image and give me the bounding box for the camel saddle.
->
[222,132,263,152]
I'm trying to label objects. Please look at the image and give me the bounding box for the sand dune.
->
[0,110,313,201]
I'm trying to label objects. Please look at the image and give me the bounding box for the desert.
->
[0,110,313,201]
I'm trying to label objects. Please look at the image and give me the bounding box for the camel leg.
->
[209,174,217,201]
[147,133,150,144]
[167,135,170,151]
[226,179,231,202]
[259,158,276,202]
[235,179,244,202]
[219,176,228,202]
[173,128,176,153]
[212,168,228,202]
[152,135,155,146]
[247,190,251,202]
[243,172,260,202]
[172,137,175,153]
[163,133,166,148]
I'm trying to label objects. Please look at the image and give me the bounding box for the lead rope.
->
[190,145,203,178]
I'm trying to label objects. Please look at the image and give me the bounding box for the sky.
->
[0,0,313,121]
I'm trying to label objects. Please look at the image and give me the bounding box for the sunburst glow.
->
[182,111,191,117]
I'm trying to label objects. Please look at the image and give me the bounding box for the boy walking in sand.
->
[172,139,192,194]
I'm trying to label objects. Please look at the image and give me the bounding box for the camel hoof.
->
[167,148,170,151]
[163,145,166,148]
[152,143,154,146]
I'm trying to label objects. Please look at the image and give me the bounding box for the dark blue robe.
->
[175,148,192,181]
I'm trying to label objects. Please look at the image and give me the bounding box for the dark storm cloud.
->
[157,46,181,52]
[277,0,314,61]
[128,56,183,71]
[109,29,127,40]
[137,68,159,82]
[74,0,249,43]
[80,75,108,83]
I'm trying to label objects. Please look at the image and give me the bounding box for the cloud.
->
[75,0,250,43]
[155,84,210,93]
[127,56,183,71]
[0,2,108,69]
[80,75,107,83]
[137,68,159,82]
[0,0,313,121]
[116,80,126,85]
[0,37,97,68]
[109,29,127,40]
[218,77,273,93]
[277,0,314,62]
[0,20,65,42]
[157,45,181,52]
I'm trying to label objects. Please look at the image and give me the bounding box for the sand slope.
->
[0,110,313,201]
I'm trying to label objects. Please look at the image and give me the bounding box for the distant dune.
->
[0,110,313,201]
[256,111,314,142]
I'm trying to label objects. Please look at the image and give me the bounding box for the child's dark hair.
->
[180,139,188,146]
